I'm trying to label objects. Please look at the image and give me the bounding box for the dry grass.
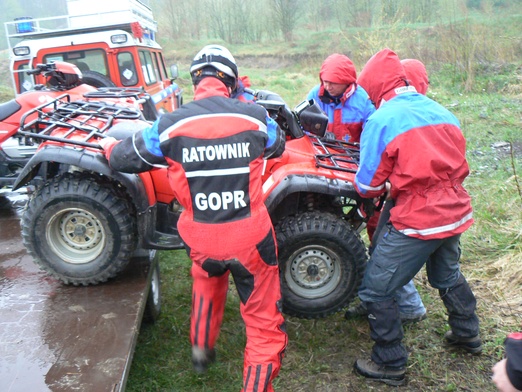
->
[482,252,522,323]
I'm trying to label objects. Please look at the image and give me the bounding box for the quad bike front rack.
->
[311,135,360,173]
[17,96,142,149]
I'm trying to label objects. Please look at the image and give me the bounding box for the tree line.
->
[0,0,516,55]
[149,0,513,44]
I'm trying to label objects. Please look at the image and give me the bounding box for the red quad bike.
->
[13,89,376,319]
[0,61,158,189]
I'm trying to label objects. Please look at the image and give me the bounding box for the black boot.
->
[444,331,482,354]
[439,274,481,354]
[345,301,368,319]
[354,358,406,386]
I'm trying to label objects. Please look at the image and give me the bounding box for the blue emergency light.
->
[14,17,34,34]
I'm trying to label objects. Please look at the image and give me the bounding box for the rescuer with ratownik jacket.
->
[100,44,287,392]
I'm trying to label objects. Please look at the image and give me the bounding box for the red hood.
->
[238,75,251,88]
[194,77,230,100]
[357,48,408,108]
[401,58,429,95]
[319,53,357,85]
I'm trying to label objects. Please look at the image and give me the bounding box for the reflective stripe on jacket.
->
[108,95,275,256]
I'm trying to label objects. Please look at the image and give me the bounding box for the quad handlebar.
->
[244,88,327,139]
[26,63,57,76]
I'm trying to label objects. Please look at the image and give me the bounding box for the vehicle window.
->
[138,50,157,85]
[43,49,109,77]
[117,52,138,86]
[152,52,166,80]
[150,52,161,82]
[157,52,169,80]
[17,63,33,93]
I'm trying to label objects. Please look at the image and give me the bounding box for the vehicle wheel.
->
[21,172,137,285]
[81,70,116,88]
[143,254,162,324]
[275,211,367,319]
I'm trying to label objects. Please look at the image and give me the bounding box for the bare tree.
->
[332,0,377,28]
[152,0,204,40]
[207,0,228,41]
[270,0,306,41]
[307,0,334,31]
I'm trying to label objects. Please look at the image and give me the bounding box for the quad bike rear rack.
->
[311,136,360,173]
[17,96,142,149]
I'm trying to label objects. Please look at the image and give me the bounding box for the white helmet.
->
[190,44,238,89]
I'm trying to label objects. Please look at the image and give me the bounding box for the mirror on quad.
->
[295,99,328,138]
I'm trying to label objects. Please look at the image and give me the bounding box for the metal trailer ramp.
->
[0,196,158,392]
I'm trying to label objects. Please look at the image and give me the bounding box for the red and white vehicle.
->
[4,0,182,114]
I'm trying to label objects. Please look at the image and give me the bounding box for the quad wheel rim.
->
[46,207,105,264]
[284,245,341,298]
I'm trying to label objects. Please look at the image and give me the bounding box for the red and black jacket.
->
[106,81,280,256]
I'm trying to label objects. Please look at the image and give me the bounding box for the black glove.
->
[324,131,336,140]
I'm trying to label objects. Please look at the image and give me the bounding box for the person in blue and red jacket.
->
[492,332,522,391]
[346,57,433,322]
[307,54,382,238]
[352,48,481,386]
[306,53,375,143]
[100,44,287,392]
[309,53,427,325]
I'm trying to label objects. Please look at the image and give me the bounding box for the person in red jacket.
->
[100,44,287,392]
[306,53,375,143]
[492,332,522,391]
[352,48,480,386]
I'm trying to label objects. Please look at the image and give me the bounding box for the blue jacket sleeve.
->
[265,116,278,148]
[263,115,285,159]
[108,119,168,173]
[354,116,389,197]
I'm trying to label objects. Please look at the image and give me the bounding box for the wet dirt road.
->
[0,192,153,392]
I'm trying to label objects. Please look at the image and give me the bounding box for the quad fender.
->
[13,145,152,212]
[264,173,358,213]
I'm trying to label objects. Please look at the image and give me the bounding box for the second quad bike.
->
[0,61,158,189]
[13,90,375,319]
